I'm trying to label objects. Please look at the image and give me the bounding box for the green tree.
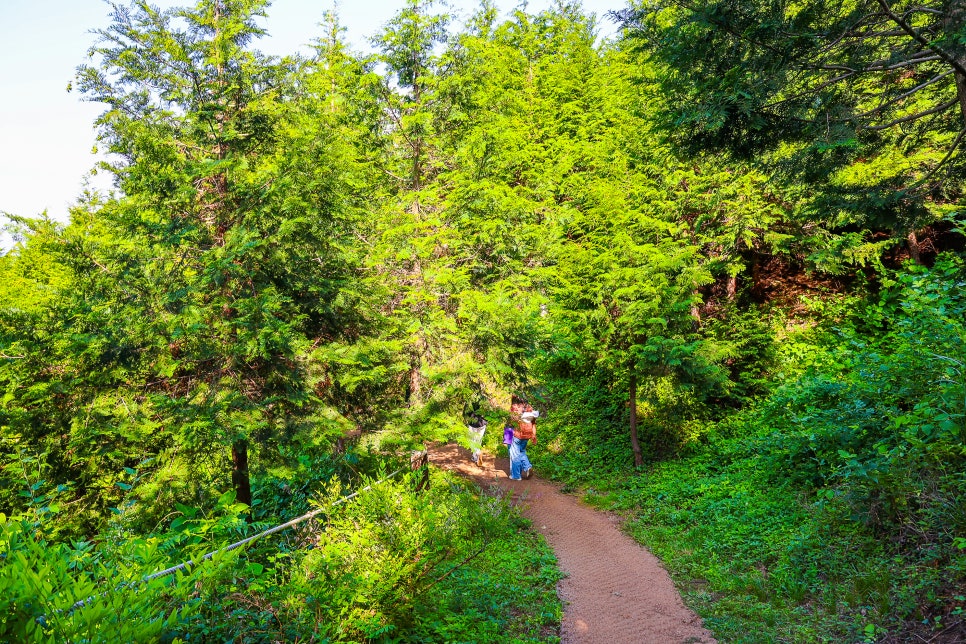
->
[2,0,358,520]
[540,45,719,463]
[354,1,557,442]
[619,0,966,259]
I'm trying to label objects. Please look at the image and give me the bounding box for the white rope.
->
[61,468,405,613]
[142,468,403,582]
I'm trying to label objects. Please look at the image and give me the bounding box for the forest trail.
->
[428,444,717,644]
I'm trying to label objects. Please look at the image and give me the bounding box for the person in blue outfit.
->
[508,395,539,480]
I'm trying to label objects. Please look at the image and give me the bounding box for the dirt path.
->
[429,444,716,644]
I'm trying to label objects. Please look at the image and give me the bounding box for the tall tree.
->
[356,1,553,442]
[520,11,746,463]
[619,0,966,256]
[366,0,451,414]
[62,0,354,511]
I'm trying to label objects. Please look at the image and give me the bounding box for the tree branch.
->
[853,69,954,119]
[878,0,966,79]
[906,6,944,17]
[417,541,489,594]
[909,126,966,190]
[763,71,856,110]
[841,29,912,39]
[864,97,958,130]
[803,51,941,77]
[868,53,942,71]
[811,11,888,56]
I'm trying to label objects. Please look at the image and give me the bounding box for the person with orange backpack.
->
[508,395,539,480]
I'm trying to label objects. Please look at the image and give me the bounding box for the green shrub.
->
[0,509,241,643]
[541,256,966,641]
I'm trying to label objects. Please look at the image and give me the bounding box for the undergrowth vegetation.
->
[535,256,966,643]
[1,458,561,642]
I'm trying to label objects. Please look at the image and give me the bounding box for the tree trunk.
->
[628,366,644,467]
[231,439,253,518]
[907,229,922,264]
[410,449,430,493]
[407,360,421,404]
[954,65,966,124]
[750,253,763,302]
[726,274,738,300]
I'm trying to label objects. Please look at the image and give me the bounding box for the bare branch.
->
[804,51,940,76]
[903,6,944,18]
[868,53,942,71]
[878,0,966,79]
[909,127,966,190]
[811,64,859,73]
[854,69,954,119]
[763,71,856,110]
[864,97,958,130]
[842,29,912,39]
[811,11,888,55]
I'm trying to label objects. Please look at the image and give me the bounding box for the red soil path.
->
[428,443,717,644]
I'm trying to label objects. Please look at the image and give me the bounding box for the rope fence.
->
[139,466,405,584]
[57,462,417,616]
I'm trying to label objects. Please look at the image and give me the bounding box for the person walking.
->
[508,395,539,480]
[466,412,487,465]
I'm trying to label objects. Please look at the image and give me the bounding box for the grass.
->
[414,517,563,643]
[531,420,966,643]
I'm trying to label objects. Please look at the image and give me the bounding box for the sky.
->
[0,0,623,247]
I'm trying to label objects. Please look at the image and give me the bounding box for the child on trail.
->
[466,411,487,465]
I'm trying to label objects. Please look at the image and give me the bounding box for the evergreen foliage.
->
[619,0,966,264]
[2,0,965,641]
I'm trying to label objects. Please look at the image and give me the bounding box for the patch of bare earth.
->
[429,443,717,644]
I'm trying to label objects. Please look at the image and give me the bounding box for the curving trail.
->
[429,444,717,644]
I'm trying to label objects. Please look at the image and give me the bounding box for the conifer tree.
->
[360,1,546,440]
[619,0,966,257]
[56,0,355,511]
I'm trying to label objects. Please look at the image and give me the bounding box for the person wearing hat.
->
[508,396,539,480]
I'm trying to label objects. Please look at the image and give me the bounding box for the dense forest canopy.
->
[619,0,966,265]
[2,0,965,641]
